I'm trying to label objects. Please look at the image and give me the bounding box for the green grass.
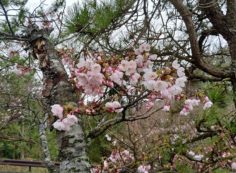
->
[0,165,48,173]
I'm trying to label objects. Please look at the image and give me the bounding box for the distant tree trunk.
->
[28,27,90,172]
[39,114,57,173]
[229,38,236,107]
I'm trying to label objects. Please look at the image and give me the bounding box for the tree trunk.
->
[39,113,57,173]
[28,27,90,172]
[59,124,90,172]
[229,38,236,107]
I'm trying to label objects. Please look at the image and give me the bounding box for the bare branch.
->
[87,106,163,139]
[169,0,231,78]
[0,0,14,35]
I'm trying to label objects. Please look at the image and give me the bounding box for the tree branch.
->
[0,0,14,35]
[169,0,231,78]
[87,106,163,139]
[0,31,28,41]
[198,28,218,53]
[199,0,235,41]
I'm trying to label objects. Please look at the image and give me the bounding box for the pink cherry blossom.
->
[161,89,173,99]
[118,60,137,75]
[53,114,78,131]
[53,120,66,131]
[62,114,78,126]
[130,72,140,85]
[76,73,88,86]
[125,60,137,76]
[139,43,150,52]
[91,63,102,73]
[179,99,201,116]
[145,101,154,110]
[172,60,180,69]
[75,60,105,95]
[203,101,213,110]
[51,104,63,119]
[169,85,183,96]
[109,151,121,163]
[143,70,157,81]
[143,80,156,91]
[175,76,187,88]
[203,96,213,110]
[186,99,200,106]
[137,165,151,173]
[127,85,136,95]
[144,60,153,69]
[185,99,200,110]
[180,107,190,116]
[71,44,211,123]
[110,70,124,85]
[177,67,185,77]
[163,105,170,111]
[134,48,142,55]
[155,80,169,92]
[205,96,210,102]
[121,150,134,161]
[136,55,144,67]
[77,59,93,69]
[87,71,104,86]
[103,160,109,170]
[105,101,123,113]
[149,54,157,60]
[118,60,128,71]
[232,162,236,170]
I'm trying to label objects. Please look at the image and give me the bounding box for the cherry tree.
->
[0,0,235,172]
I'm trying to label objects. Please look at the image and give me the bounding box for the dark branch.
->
[199,0,234,41]
[87,106,163,139]
[0,0,14,35]
[169,0,231,78]
[198,28,218,53]
[0,31,28,41]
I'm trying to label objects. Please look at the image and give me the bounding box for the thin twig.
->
[0,0,14,35]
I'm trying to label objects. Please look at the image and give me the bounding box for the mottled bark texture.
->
[27,26,90,172]
[39,114,57,173]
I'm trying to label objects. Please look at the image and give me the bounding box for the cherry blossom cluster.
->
[51,43,213,131]
[74,43,193,113]
[108,149,134,163]
[76,60,104,96]
[51,104,78,131]
[232,162,236,170]
[179,96,213,116]
[91,149,134,173]
[91,133,153,173]
[180,99,201,116]
[105,101,123,113]
[137,164,151,173]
